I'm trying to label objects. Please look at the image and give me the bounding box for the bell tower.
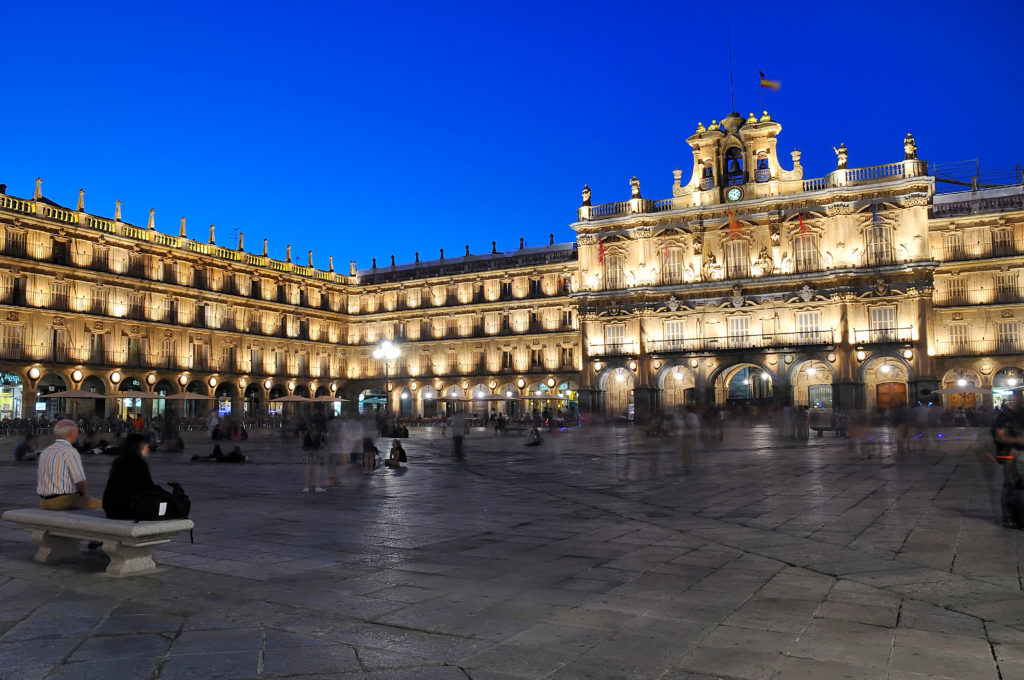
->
[673,111,803,206]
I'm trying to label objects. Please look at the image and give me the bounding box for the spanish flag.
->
[728,210,741,238]
[598,238,605,264]
[759,71,781,91]
[798,212,807,234]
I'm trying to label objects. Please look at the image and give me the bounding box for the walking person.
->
[451,411,466,461]
[301,417,326,492]
[992,392,1024,528]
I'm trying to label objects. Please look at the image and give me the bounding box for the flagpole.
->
[727,26,735,112]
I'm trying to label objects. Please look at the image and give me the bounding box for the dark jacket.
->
[102,452,158,519]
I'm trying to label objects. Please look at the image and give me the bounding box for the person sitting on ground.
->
[386,439,408,468]
[14,433,38,462]
[191,444,248,463]
[36,419,102,510]
[524,426,544,447]
[102,434,162,520]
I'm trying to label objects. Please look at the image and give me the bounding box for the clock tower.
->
[672,111,804,207]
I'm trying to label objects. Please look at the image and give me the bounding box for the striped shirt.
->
[36,440,87,496]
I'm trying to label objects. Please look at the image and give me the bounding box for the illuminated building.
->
[0,111,1020,421]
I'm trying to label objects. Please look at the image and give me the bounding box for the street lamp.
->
[372,340,401,413]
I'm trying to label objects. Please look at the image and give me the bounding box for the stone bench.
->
[2,508,193,576]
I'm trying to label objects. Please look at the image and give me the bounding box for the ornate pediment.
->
[825,202,853,216]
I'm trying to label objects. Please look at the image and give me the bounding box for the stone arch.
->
[657,364,696,409]
[709,361,774,406]
[789,357,834,408]
[292,384,311,398]
[861,354,910,412]
[37,373,68,419]
[597,366,636,419]
[938,367,986,409]
[420,384,438,418]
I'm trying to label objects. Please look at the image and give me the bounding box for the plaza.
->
[1,422,1021,679]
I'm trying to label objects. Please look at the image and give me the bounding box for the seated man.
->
[36,420,102,510]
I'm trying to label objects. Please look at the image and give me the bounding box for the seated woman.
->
[524,426,544,447]
[385,439,408,468]
[102,434,161,520]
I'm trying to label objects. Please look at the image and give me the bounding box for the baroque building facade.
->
[0,110,1020,421]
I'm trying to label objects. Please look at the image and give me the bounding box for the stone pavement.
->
[0,422,1022,680]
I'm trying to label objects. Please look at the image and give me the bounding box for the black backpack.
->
[130,482,191,521]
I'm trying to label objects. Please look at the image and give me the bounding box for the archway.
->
[420,385,438,418]
[398,385,413,417]
[183,380,208,418]
[791,359,833,407]
[358,387,386,414]
[938,368,984,409]
[441,384,464,415]
[244,383,261,416]
[863,356,909,412]
[0,371,23,420]
[79,375,106,419]
[268,384,287,415]
[37,374,67,419]
[293,384,311,398]
[314,385,331,398]
[993,366,1024,408]
[717,363,774,407]
[214,382,236,417]
[118,377,144,419]
[467,383,490,417]
[659,365,695,409]
[601,367,636,420]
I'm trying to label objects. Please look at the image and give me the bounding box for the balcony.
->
[933,236,1024,263]
[936,339,1024,356]
[646,330,835,354]
[934,287,1024,306]
[589,341,637,357]
[853,327,915,344]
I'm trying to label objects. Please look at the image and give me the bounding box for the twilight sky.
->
[3,1,1022,271]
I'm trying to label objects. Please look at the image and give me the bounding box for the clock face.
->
[726,187,743,202]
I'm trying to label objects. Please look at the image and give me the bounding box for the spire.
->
[238,232,244,251]
[308,250,313,267]
[286,244,292,262]
[179,217,186,237]
[328,255,334,272]
[114,200,122,221]
[209,224,215,244]
[33,177,42,200]
[77,189,85,212]
[147,209,155,230]
[263,239,268,257]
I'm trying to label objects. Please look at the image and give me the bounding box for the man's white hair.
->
[53,419,78,440]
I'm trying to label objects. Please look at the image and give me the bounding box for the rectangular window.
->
[796,311,820,339]
[727,316,749,348]
[603,324,628,354]
[866,225,893,265]
[604,255,625,289]
[274,351,285,374]
[943,232,965,260]
[725,242,749,278]
[945,277,967,305]
[993,229,1014,257]
[501,350,513,370]
[997,321,1020,353]
[869,306,896,342]
[530,349,543,368]
[250,348,261,372]
[529,279,543,296]
[794,235,819,273]
[996,273,1018,303]
[665,248,684,283]
[129,292,145,320]
[163,339,176,369]
[562,310,574,329]
[49,281,69,310]
[0,325,22,359]
[560,346,574,369]
[949,324,969,353]
[500,282,512,299]
[664,320,685,351]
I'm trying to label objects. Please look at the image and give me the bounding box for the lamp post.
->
[372,340,400,413]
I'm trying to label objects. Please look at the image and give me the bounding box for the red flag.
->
[798,213,807,234]
[598,238,605,263]
[728,211,740,238]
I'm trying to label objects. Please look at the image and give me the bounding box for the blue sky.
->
[3,1,1022,271]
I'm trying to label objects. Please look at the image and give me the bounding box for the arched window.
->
[755,154,770,182]
[725,148,745,186]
